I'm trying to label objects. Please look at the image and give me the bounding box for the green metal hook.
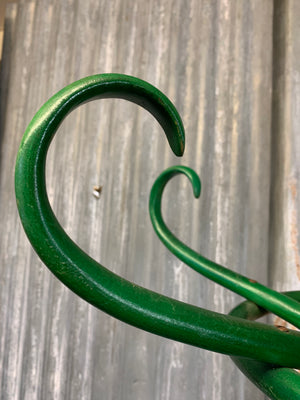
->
[149,165,300,399]
[15,74,300,399]
[229,291,300,399]
[149,165,300,329]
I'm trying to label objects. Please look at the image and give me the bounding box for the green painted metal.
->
[150,165,300,398]
[149,165,300,329]
[15,74,300,399]
[229,291,300,400]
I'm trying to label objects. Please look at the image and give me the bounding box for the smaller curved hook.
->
[149,165,300,329]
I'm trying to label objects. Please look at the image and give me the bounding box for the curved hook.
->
[149,165,300,329]
[150,165,300,398]
[15,75,300,369]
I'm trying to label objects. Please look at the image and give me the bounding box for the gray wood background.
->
[0,1,299,399]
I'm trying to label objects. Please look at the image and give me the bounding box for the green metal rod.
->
[14,75,300,379]
[229,291,300,400]
[149,165,300,399]
[149,165,300,330]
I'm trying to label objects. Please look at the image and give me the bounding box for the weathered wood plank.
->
[0,1,275,399]
[270,0,300,320]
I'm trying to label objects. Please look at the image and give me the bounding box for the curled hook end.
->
[183,166,201,198]
[168,122,185,157]
[165,165,201,199]
[191,171,201,199]
[157,108,185,157]
[150,165,201,210]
